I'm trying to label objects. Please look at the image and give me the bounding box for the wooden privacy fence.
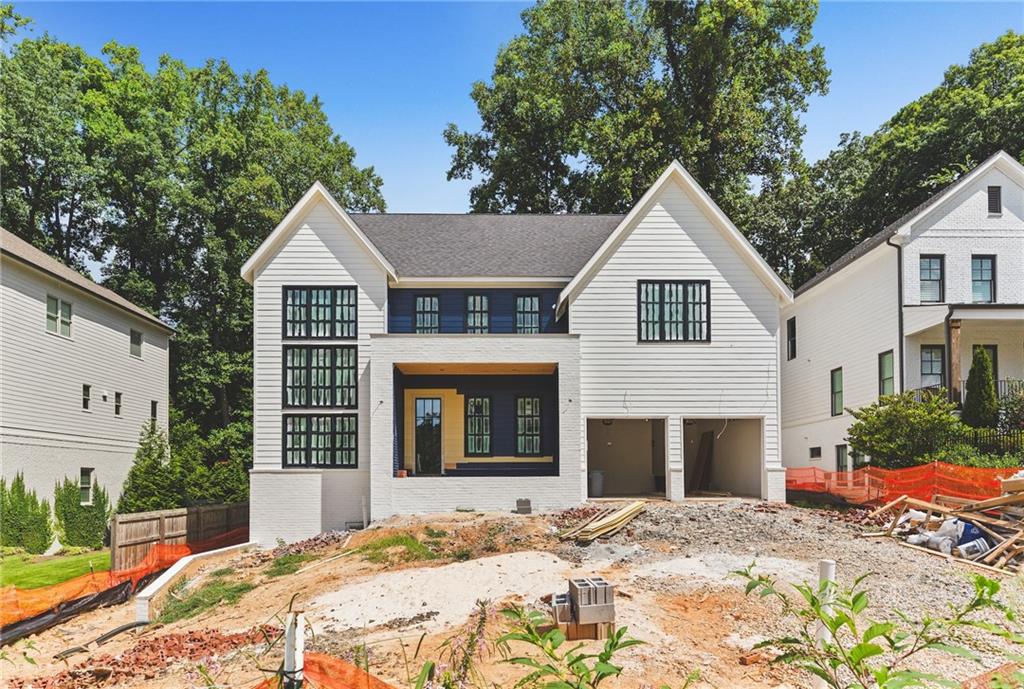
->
[110,502,249,571]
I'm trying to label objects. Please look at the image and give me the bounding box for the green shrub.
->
[847,392,961,468]
[117,420,181,513]
[53,476,110,549]
[962,347,998,428]
[922,443,1023,469]
[998,387,1024,432]
[168,411,250,506]
[0,474,54,554]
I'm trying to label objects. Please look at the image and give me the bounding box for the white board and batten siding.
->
[1,258,170,502]
[570,180,785,500]
[249,202,387,545]
[780,245,900,471]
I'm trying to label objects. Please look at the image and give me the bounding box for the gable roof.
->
[350,213,624,278]
[557,161,793,314]
[795,150,1024,297]
[241,181,397,284]
[0,227,174,333]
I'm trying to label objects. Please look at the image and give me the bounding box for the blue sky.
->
[14,1,1024,213]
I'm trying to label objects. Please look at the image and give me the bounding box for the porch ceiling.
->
[395,362,558,375]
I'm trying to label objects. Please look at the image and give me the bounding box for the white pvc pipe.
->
[813,559,837,689]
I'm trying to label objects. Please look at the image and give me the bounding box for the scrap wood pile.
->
[559,501,646,543]
[865,473,1024,575]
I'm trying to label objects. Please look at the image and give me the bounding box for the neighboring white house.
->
[1,228,173,506]
[242,161,792,545]
[781,151,1024,472]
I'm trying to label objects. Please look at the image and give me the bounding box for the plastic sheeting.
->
[786,462,1018,505]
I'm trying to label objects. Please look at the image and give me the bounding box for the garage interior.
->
[683,418,763,498]
[586,418,666,497]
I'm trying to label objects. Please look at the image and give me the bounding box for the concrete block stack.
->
[550,577,616,640]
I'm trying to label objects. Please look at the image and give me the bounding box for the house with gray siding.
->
[781,151,1024,472]
[1,228,172,507]
[242,161,793,545]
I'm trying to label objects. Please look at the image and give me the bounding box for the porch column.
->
[948,318,962,403]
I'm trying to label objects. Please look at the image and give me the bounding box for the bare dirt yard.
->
[4,499,1022,689]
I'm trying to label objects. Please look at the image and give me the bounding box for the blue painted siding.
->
[388,288,567,334]
[395,373,559,466]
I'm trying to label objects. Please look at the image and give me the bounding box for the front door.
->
[415,398,442,475]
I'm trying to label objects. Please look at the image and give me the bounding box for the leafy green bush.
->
[0,474,53,554]
[53,476,110,549]
[117,420,181,513]
[962,347,998,428]
[998,387,1024,432]
[922,443,1023,469]
[847,392,961,468]
[168,411,249,506]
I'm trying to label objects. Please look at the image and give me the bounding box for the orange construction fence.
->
[250,653,397,689]
[786,462,1019,505]
[0,526,249,628]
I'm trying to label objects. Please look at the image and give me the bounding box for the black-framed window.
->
[415,295,439,334]
[151,400,158,420]
[786,317,796,361]
[830,367,843,417]
[515,396,541,456]
[972,255,995,303]
[82,384,91,410]
[79,468,94,505]
[130,329,143,357]
[921,345,945,389]
[809,446,822,459]
[919,255,944,303]
[878,350,895,396]
[515,295,540,334]
[47,295,72,337]
[638,280,710,342]
[988,186,1002,214]
[465,396,492,456]
[284,345,357,408]
[114,392,123,416]
[283,414,357,468]
[974,344,998,381]
[466,295,489,334]
[836,444,849,472]
[283,286,357,339]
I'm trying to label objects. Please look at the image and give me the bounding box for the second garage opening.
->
[683,418,763,498]
[586,418,666,498]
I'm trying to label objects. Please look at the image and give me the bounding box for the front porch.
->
[905,305,1024,403]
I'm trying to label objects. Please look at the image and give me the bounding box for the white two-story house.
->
[242,161,793,545]
[782,151,1024,472]
[1,228,173,505]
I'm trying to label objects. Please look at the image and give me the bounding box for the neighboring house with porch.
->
[1,228,173,505]
[242,161,793,545]
[781,151,1024,472]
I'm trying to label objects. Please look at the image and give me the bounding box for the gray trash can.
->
[588,470,605,498]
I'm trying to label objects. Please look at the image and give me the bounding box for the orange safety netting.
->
[250,653,397,689]
[786,461,1019,505]
[0,526,249,627]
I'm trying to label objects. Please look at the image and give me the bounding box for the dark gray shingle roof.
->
[350,213,625,278]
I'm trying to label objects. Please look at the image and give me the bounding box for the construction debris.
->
[549,577,616,641]
[563,501,646,543]
[867,475,1024,575]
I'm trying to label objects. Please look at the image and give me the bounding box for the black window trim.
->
[281,413,358,469]
[514,293,542,334]
[836,444,849,472]
[878,349,895,397]
[809,446,822,459]
[918,254,945,303]
[465,294,490,334]
[987,185,1002,215]
[282,344,358,410]
[414,293,441,334]
[281,285,358,340]
[636,279,712,343]
[830,367,843,417]
[786,316,796,361]
[464,395,493,457]
[971,254,996,303]
[920,344,946,389]
[514,395,543,457]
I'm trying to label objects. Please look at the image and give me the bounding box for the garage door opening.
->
[586,418,666,498]
[683,418,762,498]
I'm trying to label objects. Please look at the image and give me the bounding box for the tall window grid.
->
[515,296,540,334]
[638,280,710,342]
[47,296,72,337]
[284,345,357,408]
[283,414,357,468]
[466,295,489,334]
[919,256,944,303]
[515,396,542,456]
[283,286,357,338]
[415,295,440,333]
[465,397,492,456]
[971,255,995,303]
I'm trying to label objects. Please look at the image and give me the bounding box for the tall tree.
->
[444,0,829,220]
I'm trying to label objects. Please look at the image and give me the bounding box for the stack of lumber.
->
[560,501,646,543]
[866,477,1024,575]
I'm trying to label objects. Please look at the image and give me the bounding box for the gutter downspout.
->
[944,305,954,404]
[885,237,905,393]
